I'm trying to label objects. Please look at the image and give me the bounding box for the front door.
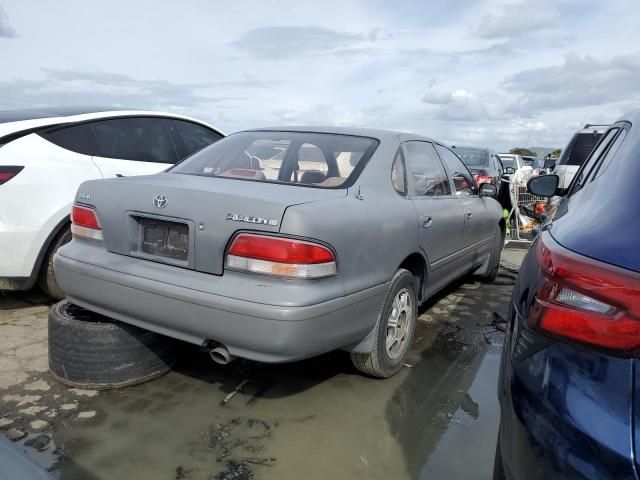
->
[436,144,495,263]
[403,141,466,292]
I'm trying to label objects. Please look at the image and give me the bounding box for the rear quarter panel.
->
[280,137,421,296]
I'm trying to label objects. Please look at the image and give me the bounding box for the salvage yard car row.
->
[2,106,639,480]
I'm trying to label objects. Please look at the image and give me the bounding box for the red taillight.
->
[71,204,103,241]
[474,174,494,186]
[226,233,336,278]
[529,234,640,351]
[0,166,24,185]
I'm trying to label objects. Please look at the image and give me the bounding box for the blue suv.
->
[495,111,640,479]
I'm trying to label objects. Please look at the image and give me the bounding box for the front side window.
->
[171,131,378,189]
[558,132,603,166]
[90,117,177,164]
[571,128,619,191]
[436,145,476,196]
[403,141,451,197]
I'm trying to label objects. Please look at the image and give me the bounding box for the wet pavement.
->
[1,252,524,480]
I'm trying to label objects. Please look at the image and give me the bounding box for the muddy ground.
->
[1,249,526,480]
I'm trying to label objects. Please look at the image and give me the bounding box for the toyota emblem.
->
[153,194,168,208]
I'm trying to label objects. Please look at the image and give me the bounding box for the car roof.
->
[243,126,436,143]
[0,108,224,139]
[451,145,490,151]
[0,106,124,124]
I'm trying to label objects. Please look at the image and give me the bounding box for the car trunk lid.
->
[75,173,346,274]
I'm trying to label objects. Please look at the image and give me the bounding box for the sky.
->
[1,0,639,151]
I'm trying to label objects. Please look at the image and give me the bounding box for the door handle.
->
[465,210,473,219]
[421,215,433,228]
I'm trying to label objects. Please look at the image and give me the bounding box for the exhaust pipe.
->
[210,345,235,365]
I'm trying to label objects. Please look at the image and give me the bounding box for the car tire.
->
[351,268,418,378]
[493,428,506,480]
[49,300,176,389]
[479,224,504,283]
[38,226,72,300]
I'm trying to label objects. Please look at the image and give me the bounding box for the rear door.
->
[436,144,495,260]
[88,117,179,178]
[402,141,465,287]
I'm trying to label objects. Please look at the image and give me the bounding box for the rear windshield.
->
[171,131,378,188]
[558,132,602,166]
[452,148,489,167]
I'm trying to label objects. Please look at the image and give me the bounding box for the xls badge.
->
[226,213,278,226]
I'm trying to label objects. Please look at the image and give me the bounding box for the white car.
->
[0,107,223,298]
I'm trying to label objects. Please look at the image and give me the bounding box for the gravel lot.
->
[1,248,526,480]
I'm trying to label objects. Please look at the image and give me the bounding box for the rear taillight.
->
[226,233,336,278]
[529,234,640,351]
[474,174,494,186]
[0,166,24,185]
[71,204,103,241]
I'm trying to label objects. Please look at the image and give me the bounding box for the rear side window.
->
[171,131,378,189]
[403,141,451,197]
[391,149,407,195]
[558,132,602,166]
[90,117,178,164]
[436,145,476,196]
[39,124,95,156]
[169,120,222,159]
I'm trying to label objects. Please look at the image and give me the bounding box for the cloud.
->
[503,52,640,113]
[475,0,559,39]
[0,5,17,38]
[422,89,503,122]
[0,69,244,111]
[230,26,365,58]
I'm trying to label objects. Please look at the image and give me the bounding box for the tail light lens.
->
[0,166,24,185]
[529,234,640,351]
[474,174,494,186]
[71,204,104,241]
[226,233,336,278]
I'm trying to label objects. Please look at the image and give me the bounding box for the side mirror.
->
[527,174,559,197]
[504,167,516,175]
[479,183,498,197]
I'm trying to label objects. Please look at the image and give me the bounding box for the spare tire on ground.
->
[49,300,177,389]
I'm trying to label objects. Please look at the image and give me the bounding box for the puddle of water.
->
[21,278,512,480]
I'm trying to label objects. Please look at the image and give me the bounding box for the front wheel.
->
[351,269,418,378]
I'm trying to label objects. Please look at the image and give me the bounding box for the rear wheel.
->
[38,226,72,299]
[351,269,418,378]
[49,300,176,389]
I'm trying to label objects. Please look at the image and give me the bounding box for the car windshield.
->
[498,156,517,169]
[453,148,489,167]
[171,131,378,188]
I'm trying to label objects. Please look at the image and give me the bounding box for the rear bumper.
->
[54,241,386,363]
[498,303,638,480]
[0,225,52,288]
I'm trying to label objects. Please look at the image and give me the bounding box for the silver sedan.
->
[54,127,504,377]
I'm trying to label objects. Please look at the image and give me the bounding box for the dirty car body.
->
[54,127,503,364]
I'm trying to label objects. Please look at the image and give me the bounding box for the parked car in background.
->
[497,153,525,172]
[553,123,608,192]
[451,145,504,186]
[0,107,224,298]
[53,127,504,378]
[495,111,640,479]
[520,155,537,167]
